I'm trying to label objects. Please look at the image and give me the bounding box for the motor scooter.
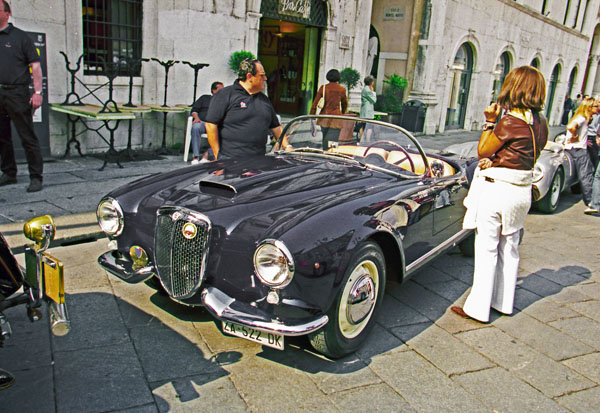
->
[1,215,70,347]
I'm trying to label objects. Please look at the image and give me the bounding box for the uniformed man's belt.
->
[0,84,28,89]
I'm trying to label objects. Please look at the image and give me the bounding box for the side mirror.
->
[23,215,55,251]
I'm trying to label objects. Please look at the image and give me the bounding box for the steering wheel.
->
[364,141,415,173]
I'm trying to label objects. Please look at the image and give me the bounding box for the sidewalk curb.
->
[0,211,105,253]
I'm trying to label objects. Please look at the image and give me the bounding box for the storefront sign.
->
[278,0,311,19]
[383,7,405,20]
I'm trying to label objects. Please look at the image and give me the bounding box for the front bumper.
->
[202,286,329,336]
[98,250,329,336]
[98,250,156,284]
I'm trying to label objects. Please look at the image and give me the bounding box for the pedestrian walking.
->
[309,69,348,148]
[561,94,573,125]
[205,59,283,159]
[358,75,377,142]
[452,66,548,323]
[189,81,223,164]
[0,0,44,192]
[587,98,600,172]
[564,97,596,208]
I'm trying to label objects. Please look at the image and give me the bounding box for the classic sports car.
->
[96,115,473,358]
[442,134,579,214]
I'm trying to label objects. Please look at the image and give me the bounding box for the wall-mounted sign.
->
[340,34,351,50]
[383,7,405,20]
[279,0,311,19]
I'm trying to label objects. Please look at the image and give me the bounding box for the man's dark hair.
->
[211,81,223,92]
[238,58,260,81]
[2,1,11,13]
[326,69,341,82]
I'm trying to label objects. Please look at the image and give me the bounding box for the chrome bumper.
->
[202,286,329,336]
[98,250,156,284]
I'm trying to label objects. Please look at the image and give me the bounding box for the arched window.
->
[531,57,541,69]
[492,52,511,101]
[446,43,474,129]
[546,64,561,119]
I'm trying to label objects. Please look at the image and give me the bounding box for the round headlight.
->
[97,197,124,236]
[532,163,544,183]
[253,239,294,288]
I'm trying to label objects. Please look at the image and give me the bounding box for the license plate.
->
[41,253,65,304]
[222,321,284,350]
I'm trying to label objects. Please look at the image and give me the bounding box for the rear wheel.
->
[535,169,563,213]
[309,242,385,358]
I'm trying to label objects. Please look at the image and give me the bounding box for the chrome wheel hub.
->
[338,259,379,339]
[346,274,375,325]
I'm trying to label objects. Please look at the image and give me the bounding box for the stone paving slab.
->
[493,312,595,361]
[457,326,594,397]
[556,386,600,413]
[369,351,488,411]
[453,367,568,412]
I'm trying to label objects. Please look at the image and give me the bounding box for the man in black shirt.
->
[0,0,44,192]
[205,59,282,159]
[189,81,223,164]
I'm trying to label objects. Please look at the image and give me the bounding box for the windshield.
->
[271,115,430,177]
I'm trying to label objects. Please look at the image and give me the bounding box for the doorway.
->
[446,43,473,129]
[258,19,320,116]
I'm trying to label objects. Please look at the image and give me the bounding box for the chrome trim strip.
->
[202,286,329,336]
[98,250,156,284]
[405,229,473,276]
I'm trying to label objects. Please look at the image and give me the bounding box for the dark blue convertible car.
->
[96,115,473,358]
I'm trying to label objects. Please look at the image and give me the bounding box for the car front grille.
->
[154,207,211,299]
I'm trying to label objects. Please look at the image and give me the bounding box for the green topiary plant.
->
[340,67,361,96]
[229,50,256,76]
[382,74,408,113]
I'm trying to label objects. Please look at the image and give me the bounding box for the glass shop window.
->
[82,0,143,76]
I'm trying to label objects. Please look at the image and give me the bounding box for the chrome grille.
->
[154,207,211,299]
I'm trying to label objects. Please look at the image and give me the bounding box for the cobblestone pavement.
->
[1,190,598,412]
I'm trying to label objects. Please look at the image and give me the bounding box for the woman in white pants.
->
[452,66,549,323]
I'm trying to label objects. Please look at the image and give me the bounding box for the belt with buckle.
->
[0,84,27,90]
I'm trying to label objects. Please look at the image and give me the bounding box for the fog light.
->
[266,290,280,305]
[129,245,148,270]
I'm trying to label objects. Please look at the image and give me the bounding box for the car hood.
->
[110,155,399,235]
[163,155,390,214]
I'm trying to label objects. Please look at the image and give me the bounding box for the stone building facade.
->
[7,0,372,156]
[369,0,600,134]
[6,0,600,157]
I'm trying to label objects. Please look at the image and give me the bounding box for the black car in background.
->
[97,115,473,358]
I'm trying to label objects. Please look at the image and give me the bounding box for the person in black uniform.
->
[0,0,44,192]
[189,81,223,164]
[205,59,284,159]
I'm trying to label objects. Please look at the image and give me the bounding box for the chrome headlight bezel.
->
[253,239,295,289]
[96,197,124,237]
[532,163,544,183]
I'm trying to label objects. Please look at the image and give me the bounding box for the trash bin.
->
[400,100,427,132]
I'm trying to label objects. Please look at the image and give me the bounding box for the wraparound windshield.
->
[271,115,431,177]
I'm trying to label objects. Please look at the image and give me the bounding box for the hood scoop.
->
[199,180,237,198]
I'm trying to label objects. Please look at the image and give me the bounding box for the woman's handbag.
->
[317,85,325,110]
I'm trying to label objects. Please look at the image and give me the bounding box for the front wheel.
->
[309,242,386,358]
[535,169,563,213]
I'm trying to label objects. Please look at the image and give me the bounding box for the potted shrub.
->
[229,50,256,75]
[382,74,407,125]
[340,67,361,97]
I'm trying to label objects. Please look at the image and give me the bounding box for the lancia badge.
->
[182,222,197,239]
